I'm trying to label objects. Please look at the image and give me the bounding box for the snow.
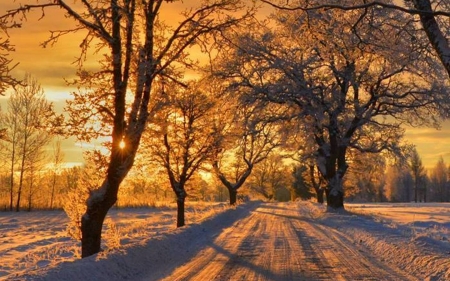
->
[323,202,450,281]
[0,201,449,280]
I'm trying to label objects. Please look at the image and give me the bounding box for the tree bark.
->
[9,158,14,211]
[229,188,238,205]
[316,188,325,204]
[81,156,126,258]
[176,197,185,228]
[81,206,110,258]
[326,188,344,210]
[413,0,450,78]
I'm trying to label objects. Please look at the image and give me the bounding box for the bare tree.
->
[220,3,445,209]
[1,74,52,211]
[14,75,52,211]
[345,150,387,202]
[25,145,47,211]
[49,138,64,209]
[249,154,291,201]
[146,81,218,227]
[212,101,281,205]
[2,0,252,257]
[0,95,20,211]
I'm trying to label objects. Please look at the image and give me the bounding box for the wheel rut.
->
[161,202,418,281]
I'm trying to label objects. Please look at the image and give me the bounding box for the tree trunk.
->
[15,186,22,212]
[9,181,13,211]
[81,206,109,258]
[413,0,450,78]
[27,182,32,212]
[9,163,14,211]
[229,188,237,205]
[316,188,325,204]
[50,172,56,209]
[176,196,185,227]
[81,178,120,258]
[414,182,418,203]
[327,189,344,210]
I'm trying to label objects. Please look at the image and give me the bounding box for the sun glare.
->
[119,140,126,149]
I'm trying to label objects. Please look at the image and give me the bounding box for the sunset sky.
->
[0,1,449,170]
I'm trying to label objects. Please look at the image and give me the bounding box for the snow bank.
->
[9,202,258,281]
[314,202,450,281]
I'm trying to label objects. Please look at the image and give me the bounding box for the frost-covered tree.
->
[1,0,252,257]
[146,81,218,227]
[345,151,386,202]
[384,163,414,202]
[218,3,445,209]
[262,0,450,79]
[0,75,52,212]
[212,100,282,205]
[49,138,64,209]
[248,154,291,201]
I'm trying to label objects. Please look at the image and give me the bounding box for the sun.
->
[119,140,126,149]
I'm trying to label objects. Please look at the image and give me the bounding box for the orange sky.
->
[0,1,449,170]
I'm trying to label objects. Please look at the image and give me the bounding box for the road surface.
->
[160,203,416,281]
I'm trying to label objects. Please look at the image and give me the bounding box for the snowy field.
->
[0,201,449,280]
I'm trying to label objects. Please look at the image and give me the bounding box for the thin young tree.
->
[0,75,52,211]
[0,97,20,211]
[14,75,52,211]
[2,0,252,257]
[25,146,47,211]
[49,138,64,209]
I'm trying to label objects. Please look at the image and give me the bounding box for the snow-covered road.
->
[159,203,416,281]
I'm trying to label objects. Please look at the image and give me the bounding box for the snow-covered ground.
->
[0,202,231,280]
[0,201,449,280]
[342,202,450,281]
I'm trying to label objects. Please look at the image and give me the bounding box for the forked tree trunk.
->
[228,188,237,205]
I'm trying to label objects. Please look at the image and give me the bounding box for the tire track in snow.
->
[161,203,418,281]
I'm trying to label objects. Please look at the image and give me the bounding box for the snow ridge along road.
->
[159,202,416,281]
